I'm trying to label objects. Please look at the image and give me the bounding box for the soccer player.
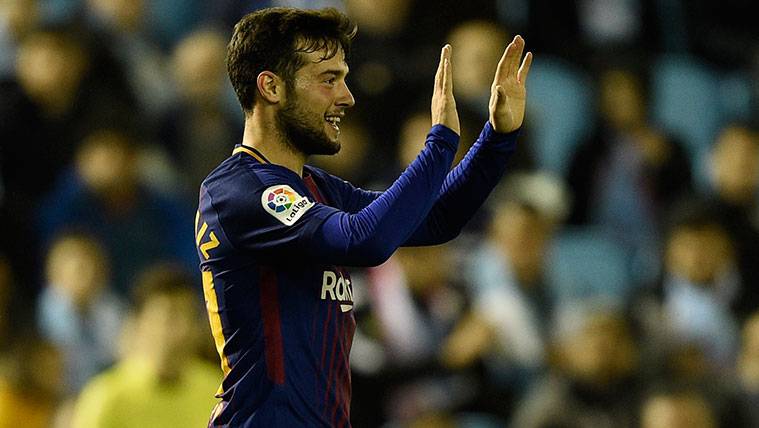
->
[195,7,532,427]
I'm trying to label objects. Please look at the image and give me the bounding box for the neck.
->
[241,109,307,176]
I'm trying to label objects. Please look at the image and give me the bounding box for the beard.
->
[276,96,340,156]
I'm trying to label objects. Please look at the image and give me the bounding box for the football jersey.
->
[195,123,516,427]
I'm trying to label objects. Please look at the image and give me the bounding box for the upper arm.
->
[198,175,342,265]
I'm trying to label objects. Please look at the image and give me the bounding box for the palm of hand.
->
[488,35,532,133]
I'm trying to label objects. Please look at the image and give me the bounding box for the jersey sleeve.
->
[317,121,518,246]
[404,121,518,245]
[204,125,459,267]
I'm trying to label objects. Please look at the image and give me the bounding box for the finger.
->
[493,44,511,84]
[517,51,533,84]
[444,57,453,96]
[508,35,525,78]
[434,45,446,91]
[493,36,520,83]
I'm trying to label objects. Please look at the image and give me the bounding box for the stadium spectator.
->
[37,232,124,393]
[510,303,641,428]
[439,172,568,419]
[37,129,197,295]
[567,65,693,284]
[706,123,759,320]
[70,264,219,428]
[0,337,65,428]
[636,201,741,374]
[159,27,242,191]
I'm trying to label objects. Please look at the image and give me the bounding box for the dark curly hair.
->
[226,7,357,114]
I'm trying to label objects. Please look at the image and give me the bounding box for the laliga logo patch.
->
[261,185,314,225]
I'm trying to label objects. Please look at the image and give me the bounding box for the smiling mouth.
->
[325,115,341,132]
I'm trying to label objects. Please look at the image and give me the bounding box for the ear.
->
[256,71,284,104]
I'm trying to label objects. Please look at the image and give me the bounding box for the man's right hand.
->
[431,45,460,135]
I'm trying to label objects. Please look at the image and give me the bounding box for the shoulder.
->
[202,157,304,203]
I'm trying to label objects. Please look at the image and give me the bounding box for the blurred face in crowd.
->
[556,312,638,387]
[599,69,646,132]
[345,0,411,36]
[277,48,355,156]
[46,235,109,310]
[398,112,472,167]
[87,0,144,32]
[396,245,454,294]
[710,125,759,205]
[75,130,139,197]
[449,21,507,101]
[0,0,40,40]
[172,29,228,106]
[641,393,716,428]
[135,289,201,364]
[666,225,734,285]
[16,31,88,114]
[490,201,551,286]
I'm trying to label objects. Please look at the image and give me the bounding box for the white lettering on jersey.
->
[261,185,314,226]
[320,270,353,312]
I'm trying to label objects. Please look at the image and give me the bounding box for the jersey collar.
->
[232,144,270,164]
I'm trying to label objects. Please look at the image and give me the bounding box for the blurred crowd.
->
[1,0,759,427]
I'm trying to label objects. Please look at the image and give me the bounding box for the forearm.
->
[405,121,518,246]
[314,125,459,266]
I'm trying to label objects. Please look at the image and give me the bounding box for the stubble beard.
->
[276,96,340,156]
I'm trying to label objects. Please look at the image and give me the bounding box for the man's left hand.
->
[488,35,532,133]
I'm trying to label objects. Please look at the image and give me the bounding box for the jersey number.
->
[195,211,220,260]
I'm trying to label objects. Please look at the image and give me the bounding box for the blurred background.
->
[1,0,759,427]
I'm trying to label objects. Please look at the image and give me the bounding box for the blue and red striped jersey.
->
[195,123,516,427]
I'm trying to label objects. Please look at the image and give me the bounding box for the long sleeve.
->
[203,125,459,267]
[404,121,518,245]
[312,122,518,247]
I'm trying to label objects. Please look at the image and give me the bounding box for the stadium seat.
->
[525,56,595,176]
[546,226,633,304]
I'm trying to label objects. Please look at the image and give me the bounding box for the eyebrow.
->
[319,67,349,78]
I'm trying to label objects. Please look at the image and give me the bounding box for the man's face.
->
[277,48,355,155]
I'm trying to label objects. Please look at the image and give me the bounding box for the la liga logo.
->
[267,187,296,213]
[261,185,314,225]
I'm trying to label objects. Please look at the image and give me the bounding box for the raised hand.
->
[431,44,460,135]
[489,35,532,133]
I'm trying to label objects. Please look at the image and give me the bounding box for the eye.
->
[324,77,336,85]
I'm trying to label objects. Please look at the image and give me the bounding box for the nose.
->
[336,80,355,108]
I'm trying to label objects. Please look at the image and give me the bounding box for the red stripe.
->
[323,309,341,410]
[320,304,333,370]
[259,267,285,385]
[303,175,327,204]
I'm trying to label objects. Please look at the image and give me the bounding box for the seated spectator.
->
[510,303,641,428]
[567,66,693,285]
[38,128,197,295]
[706,123,759,319]
[440,172,568,415]
[351,244,476,426]
[71,263,219,428]
[661,202,740,369]
[37,232,124,394]
[159,27,243,191]
[447,19,508,121]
